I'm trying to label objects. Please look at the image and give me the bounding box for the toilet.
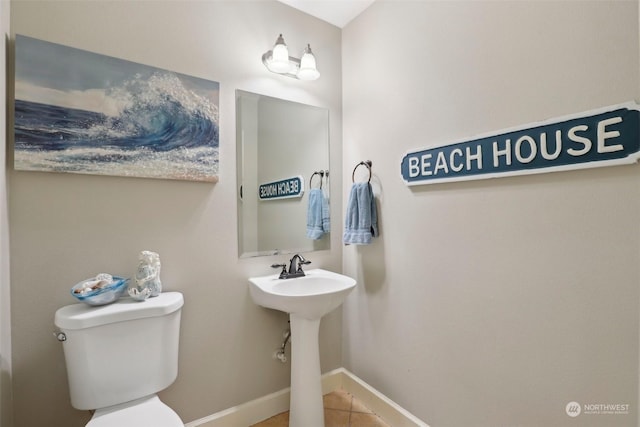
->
[54,292,185,426]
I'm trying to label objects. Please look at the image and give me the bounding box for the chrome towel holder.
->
[309,170,328,189]
[352,160,372,183]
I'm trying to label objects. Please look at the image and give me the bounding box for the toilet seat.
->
[86,395,183,427]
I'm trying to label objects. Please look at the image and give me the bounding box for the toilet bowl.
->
[55,292,185,426]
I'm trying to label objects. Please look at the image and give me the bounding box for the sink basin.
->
[249,268,356,320]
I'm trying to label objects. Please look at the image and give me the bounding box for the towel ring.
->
[310,171,324,189]
[352,160,372,183]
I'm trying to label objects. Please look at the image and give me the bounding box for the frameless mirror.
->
[236,90,330,258]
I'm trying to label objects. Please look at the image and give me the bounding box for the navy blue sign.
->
[401,102,640,185]
[259,175,304,200]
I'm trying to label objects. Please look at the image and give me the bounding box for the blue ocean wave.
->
[15,71,219,152]
[14,71,219,181]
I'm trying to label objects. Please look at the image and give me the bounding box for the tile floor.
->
[250,389,390,427]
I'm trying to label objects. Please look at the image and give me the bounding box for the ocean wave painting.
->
[14,35,220,182]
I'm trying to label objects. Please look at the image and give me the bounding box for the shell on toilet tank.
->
[54,292,183,410]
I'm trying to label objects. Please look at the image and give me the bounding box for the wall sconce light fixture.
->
[262,34,320,81]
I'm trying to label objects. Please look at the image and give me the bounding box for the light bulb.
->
[268,34,292,74]
[297,44,320,81]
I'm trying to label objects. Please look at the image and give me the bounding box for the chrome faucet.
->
[271,254,311,279]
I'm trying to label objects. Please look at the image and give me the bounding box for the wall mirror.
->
[236,90,330,258]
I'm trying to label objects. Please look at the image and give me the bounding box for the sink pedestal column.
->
[288,314,324,427]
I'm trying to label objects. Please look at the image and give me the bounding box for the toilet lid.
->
[86,395,183,427]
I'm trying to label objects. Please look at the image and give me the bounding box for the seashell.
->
[91,279,109,290]
[128,285,152,301]
[95,273,113,282]
[81,280,100,292]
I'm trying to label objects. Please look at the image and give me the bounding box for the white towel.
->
[343,182,378,245]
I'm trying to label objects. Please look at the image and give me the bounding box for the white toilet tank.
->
[54,292,184,411]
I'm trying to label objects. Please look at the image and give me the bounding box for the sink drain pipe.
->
[275,322,291,363]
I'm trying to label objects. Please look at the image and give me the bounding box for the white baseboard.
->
[336,368,429,427]
[184,367,428,427]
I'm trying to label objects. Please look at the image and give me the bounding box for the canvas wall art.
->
[14,35,220,182]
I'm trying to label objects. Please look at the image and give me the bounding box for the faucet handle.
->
[271,263,287,278]
[290,254,310,264]
[299,259,311,266]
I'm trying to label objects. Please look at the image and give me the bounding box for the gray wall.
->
[9,1,342,426]
[342,1,640,427]
[1,0,13,425]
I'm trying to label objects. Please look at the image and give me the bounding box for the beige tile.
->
[324,408,351,427]
[323,389,353,411]
[250,391,388,427]
[350,412,391,427]
[250,411,289,427]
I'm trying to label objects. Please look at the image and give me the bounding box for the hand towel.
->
[343,182,378,245]
[306,188,325,239]
[322,190,330,234]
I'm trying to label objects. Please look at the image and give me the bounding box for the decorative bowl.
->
[70,276,129,306]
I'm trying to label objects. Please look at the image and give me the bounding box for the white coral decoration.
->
[129,250,162,300]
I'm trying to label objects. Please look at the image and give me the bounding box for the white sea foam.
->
[14,146,219,182]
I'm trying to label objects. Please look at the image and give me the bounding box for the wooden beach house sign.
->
[400,102,640,185]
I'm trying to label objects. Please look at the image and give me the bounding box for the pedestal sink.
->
[249,268,356,427]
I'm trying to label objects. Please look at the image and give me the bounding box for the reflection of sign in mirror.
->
[401,102,640,186]
[259,176,305,200]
